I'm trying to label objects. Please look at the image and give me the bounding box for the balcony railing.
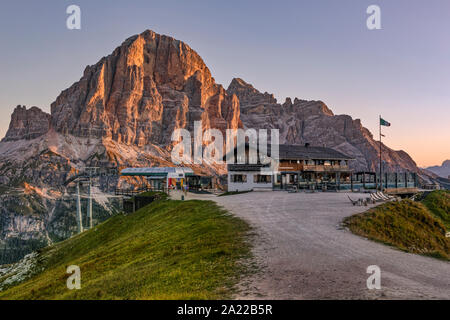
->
[302,164,349,172]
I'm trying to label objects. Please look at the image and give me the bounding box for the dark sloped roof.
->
[223,143,354,161]
[278,144,353,160]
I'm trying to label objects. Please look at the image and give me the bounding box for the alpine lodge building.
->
[226,142,418,192]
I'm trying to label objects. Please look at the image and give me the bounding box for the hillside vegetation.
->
[344,191,450,260]
[0,197,252,299]
[422,190,450,230]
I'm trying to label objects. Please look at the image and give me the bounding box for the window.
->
[231,174,247,183]
[289,174,297,184]
[254,175,272,183]
[275,174,281,184]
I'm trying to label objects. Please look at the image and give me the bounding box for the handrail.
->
[114,187,155,196]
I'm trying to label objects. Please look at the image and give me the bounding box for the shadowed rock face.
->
[2,106,50,142]
[227,78,418,172]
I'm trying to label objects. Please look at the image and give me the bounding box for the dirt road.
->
[188,191,450,299]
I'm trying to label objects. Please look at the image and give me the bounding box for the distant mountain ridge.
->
[426,160,450,179]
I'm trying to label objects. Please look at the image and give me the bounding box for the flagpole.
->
[379,115,382,191]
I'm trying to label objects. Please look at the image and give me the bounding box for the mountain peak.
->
[2,105,50,142]
[50,29,240,146]
[228,77,253,89]
[227,78,277,107]
[426,160,450,178]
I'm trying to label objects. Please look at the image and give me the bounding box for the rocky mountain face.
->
[0,184,120,264]
[3,106,51,142]
[1,30,244,189]
[0,29,425,264]
[426,160,450,179]
[50,30,241,147]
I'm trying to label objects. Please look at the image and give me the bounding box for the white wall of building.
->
[227,172,273,192]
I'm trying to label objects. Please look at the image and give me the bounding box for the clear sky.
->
[0,0,449,167]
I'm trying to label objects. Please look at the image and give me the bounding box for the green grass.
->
[343,194,449,260]
[218,190,253,197]
[422,190,450,231]
[0,198,252,300]
[136,191,168,199]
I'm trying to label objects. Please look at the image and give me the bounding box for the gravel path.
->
[185,191,450,299]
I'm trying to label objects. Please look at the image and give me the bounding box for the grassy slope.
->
[343,196,449,260]
[0,199,252,300]
[422,190,450,231]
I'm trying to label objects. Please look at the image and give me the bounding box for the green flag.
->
[380,118,391,127]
